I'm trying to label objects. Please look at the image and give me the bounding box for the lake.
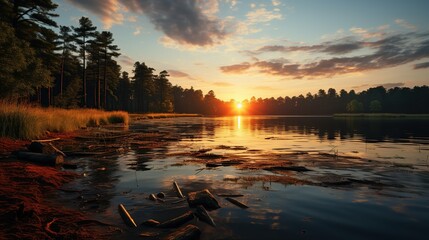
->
[59,116,429,239]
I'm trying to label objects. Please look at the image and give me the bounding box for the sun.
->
[236,102,243,109]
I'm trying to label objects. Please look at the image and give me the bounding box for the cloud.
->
[220,31,429,78]
[66,0,229,46]
[381,82,405,89]
[118,54,135,66]
[395,19,417,30]
[65,0,124,28]
[246,8,282,24]
[167,70,195,80]
[414,62,429,69]
[253,38,365,55]
[271,0,281,7]
[122,0,228,46]
[213,81,234,87]
[349,27,386,39]
[133,26,142,35]
[220,62,252,73]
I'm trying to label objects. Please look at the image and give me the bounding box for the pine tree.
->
[57,26,77,97]
[73,17,97,107]
[97,31,120,108]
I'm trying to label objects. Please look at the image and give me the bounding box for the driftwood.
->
[32,138,61,143]
[157,211,194,228]
[225,197,248,209]
[149,194,157,201]
[187,189,220,210]
[163,224,201,240]
[217,194,244,197]
[173,181,184,198]
[14,151,64,166]
[142,219,160,227]
[194,206,215,227]
[118,204,137,227]
[264,166,311,172]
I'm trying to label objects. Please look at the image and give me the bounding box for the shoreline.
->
[0,130,121,239]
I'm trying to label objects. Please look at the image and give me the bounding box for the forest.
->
[1,0,428,115]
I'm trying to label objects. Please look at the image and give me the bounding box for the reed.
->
[0,102,129,139]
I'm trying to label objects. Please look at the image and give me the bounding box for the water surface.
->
[60,116,429,239]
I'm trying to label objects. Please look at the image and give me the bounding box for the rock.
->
[157,192,166,199]
[187,189,220,210]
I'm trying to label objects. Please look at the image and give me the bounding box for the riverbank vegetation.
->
[0,102,128,139]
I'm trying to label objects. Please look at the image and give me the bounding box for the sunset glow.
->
[54,0,429,101]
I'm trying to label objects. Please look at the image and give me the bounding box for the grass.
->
[0,102,129,139]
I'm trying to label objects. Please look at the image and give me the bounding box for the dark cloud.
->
[66,0,228,46]
[221,32,429,78]
[321,42,363,54]
[65,0,123,27]
[254,39,364,55]
[414,61,429,69]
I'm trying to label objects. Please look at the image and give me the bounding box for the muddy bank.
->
[0,131,122,239]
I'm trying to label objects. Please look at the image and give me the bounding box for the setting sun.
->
[236,103,243,109]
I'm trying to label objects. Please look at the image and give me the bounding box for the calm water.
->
[61,116,429,239]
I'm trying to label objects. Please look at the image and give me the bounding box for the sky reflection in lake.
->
[63,116,429,239]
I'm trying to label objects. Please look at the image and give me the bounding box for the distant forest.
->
[1,1,428,115]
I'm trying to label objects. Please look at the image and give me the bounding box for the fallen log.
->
[118,204,137,227]
[14,151,64,166]
[217,194,244,197]
[194,206,215,227]
[225,197,248,209]
[162,224,201,240]
[157,211,194,228]
[173,181,185,198]
[28,141,65,156]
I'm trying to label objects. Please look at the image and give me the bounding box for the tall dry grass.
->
[0,102,129,139]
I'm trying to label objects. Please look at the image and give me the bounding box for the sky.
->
[54,0,429,101]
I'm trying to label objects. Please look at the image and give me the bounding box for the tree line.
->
[1,1,427,115]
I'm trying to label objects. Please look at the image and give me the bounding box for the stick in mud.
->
[194,206,216,227]
[163,224,201,240]
[173,181,185,198]
[225,197,249,209]
[157,211,194,228]
[118,204,137,227]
